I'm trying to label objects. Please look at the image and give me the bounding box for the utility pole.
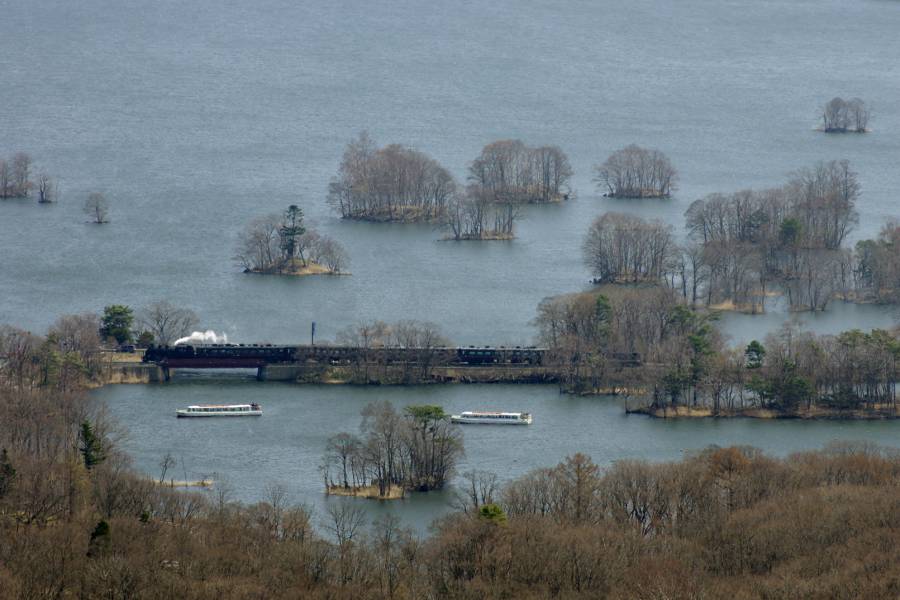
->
[311,321,316,346]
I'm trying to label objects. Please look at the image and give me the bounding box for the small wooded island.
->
[0,151,58,203]
[327,132,572,240]
[582,159,900,315]
[820,97,870,133]
[594,144,677,198]
[536,283,900,419]
[322,402,462,500]
[236,205,349,276]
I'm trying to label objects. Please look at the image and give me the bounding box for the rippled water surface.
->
[2,0,899,343]
[98,378,900,530]
[4,0,900,524]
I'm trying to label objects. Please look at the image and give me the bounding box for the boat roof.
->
[460,411,524,415]
[187,404,256,408]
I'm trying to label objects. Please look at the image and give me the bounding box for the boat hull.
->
[450,417,531,425]
[176,410,262,418]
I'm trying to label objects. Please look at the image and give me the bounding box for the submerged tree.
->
[322,401,463,498]
[443,191,520,240]
[84,192,109,224]
[328,132,456,222]
[854,222,900,302]
[402,405,462,491]
[678,160,860,312]
[821,97,870,133]
[36,173,58,203]
[0,152,33,198]
[594,144,677,198]
[468,139,572,204]
[583,212,674,283]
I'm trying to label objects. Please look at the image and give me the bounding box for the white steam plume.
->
[173,330,229,346]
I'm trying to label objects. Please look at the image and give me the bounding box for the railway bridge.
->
[142,343,551,381]
[141,344,642,383]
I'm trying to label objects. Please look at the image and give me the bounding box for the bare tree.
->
[848,97,870,132]
[47,313,103,381]
[0,159,9,198]
[37,174,58,204]
[312,236,350,273]
[360,401,403,495]
[328,131,456,222]
[468,139,572,204]
[583,212,674,283]
[0,152,34,198]
[786,160,859,249]
[854,222,900,302]
[443,189,520,240]
[236,210,350,274]
[324,433,363,489]
[454,470,499,513]
[84,193,109,224]
[594,145,677,198]
[822,97,870,133]
[783,249,848,311]
[138,301,200,346]
[235,214,281,272]
[10,153,32,197]
[682,162,860,311]
[325,502,367,584]
[158,452,176,485]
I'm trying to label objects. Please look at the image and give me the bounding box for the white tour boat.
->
[450,411,532,425]
[176,403,262,418]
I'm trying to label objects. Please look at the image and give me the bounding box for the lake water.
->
[4,0,900,527]
[98,378,900,531]
[2,0,899,345]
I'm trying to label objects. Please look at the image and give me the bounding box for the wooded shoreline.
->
[99,358,900,420]
[627,404,900,420]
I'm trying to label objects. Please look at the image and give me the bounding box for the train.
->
[143,344,546,366]
[142,343,642,368]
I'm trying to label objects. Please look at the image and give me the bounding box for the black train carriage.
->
[455,346,544,365]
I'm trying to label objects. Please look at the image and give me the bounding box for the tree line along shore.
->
[4,290,900,422]
[2,309,900,598]
[536,284,900,418]
[2,355,900,599]
[584,159,900,312]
